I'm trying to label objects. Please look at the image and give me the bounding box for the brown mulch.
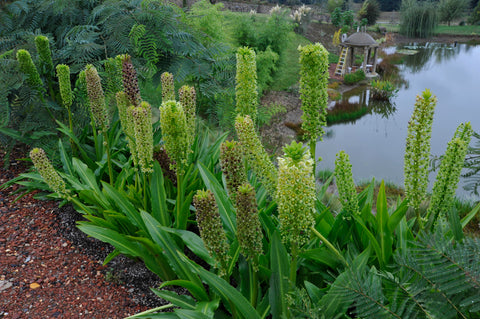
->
[0,148,164,318]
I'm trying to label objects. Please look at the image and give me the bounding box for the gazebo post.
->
[362,47,368,72]
[372,48,378,75]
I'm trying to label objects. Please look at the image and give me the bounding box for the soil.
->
[0,147,167,318]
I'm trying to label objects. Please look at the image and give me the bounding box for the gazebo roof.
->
[343,32,378,47]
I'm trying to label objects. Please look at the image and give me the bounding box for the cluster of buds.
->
[193,189,230,276]
[276,141,315,246]
[104,57,123,98]
[34,35,54,75]
[16,50,44,95]
[235,115,277,196]
[334,151,359,215]
[130,102,154,174]
[235,47,258,123]
[56,64,73,109]
[85,64,109,130]
[426,122,473,224]
[178,85,196,147]
[30,148,67,198]
[120,54,141,106]
[298,43,329,144]
[161,72,175,102]
[404,89,436,212]
[220,140,247,201]
[159,100,189,174]
[235,183,263,271]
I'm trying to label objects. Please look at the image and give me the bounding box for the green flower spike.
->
[131,102,154,174]
[404,89,436,213]
[235,47,258,123]
[34,35,54,75]
[30,148,67,198]
[235,183,263,271]
[220,140,247,201]
[85,64,109,130]
[120,54,141,106]
[161,72,175,102]
[276,141,316,246]
[426,122,473,226]
[334,151,359,215]
[298,43,329,164]
[159,100,189,174]
[104,57,123,97]
[235,115,277,196]
[193,189,230,276]
[56,64,73,109]
[179,85,196,146]
[16,49,44,94]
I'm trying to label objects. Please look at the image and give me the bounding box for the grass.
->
[373,23,480,36]
[269,33,311,91]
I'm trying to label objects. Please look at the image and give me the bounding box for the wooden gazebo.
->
[334,31,379,77]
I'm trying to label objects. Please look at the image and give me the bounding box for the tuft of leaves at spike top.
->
[120,54,141,107]
[30,148,67,198]
[404,89,437,212]
[34,35,54,75]
[193,189,230,276]
[334,150,359,215]
[235,182,263,271]
[235,115,277,196]
[56,64,73,109]
[161,72,175,102]
[276,141,316,247]
[85,64,109,130]
[298,43,329,144]
[235,47,258,123]
[179,85,196,147]
[426,122,473,225]
[16,49,44,94]
[220,140,247,201]
[159,100,189,175]
[130,101,154,174]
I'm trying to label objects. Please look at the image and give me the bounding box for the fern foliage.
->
[316,226,480,319]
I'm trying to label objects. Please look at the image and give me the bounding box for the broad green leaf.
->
[174,310,210,319]
[151,288,196,310]
[387,198,409,233]
[141,211,207,300]
[195,300,220,317]
[352,214,384,269]
[58,139,74,176]
[180,256,261,319]
[461,201,480,229]
[301,247,341,269]
[161,227,214,265]
[151,162,170,226]
[376,181,392,264]
[102,182,145,231]
[160,280,209,303]
[269,231,290,319]
[304,281,324,305]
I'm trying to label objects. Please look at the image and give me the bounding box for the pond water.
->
[316,42,480,199]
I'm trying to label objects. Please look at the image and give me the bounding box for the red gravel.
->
[0,148,156,318]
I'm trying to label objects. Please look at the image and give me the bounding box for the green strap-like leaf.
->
[269,231,290,319]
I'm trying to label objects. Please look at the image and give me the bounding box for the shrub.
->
[343,69,365,85]
[400,0,438,38]
[370,79,398,100]
[357,0,381,26]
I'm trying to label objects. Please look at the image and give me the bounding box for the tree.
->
[400,0,438,38]
[469,0,480,24]
[378,0,401,11]
[438,0,469,26]
[357,0,381,25]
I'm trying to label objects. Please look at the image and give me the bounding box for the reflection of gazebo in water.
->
[334,31,379,77]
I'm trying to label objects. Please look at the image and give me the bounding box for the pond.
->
[316,42,480,199]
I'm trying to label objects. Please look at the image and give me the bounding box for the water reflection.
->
[317,42,480,198]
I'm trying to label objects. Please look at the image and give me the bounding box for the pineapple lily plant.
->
[3,42,480,319]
